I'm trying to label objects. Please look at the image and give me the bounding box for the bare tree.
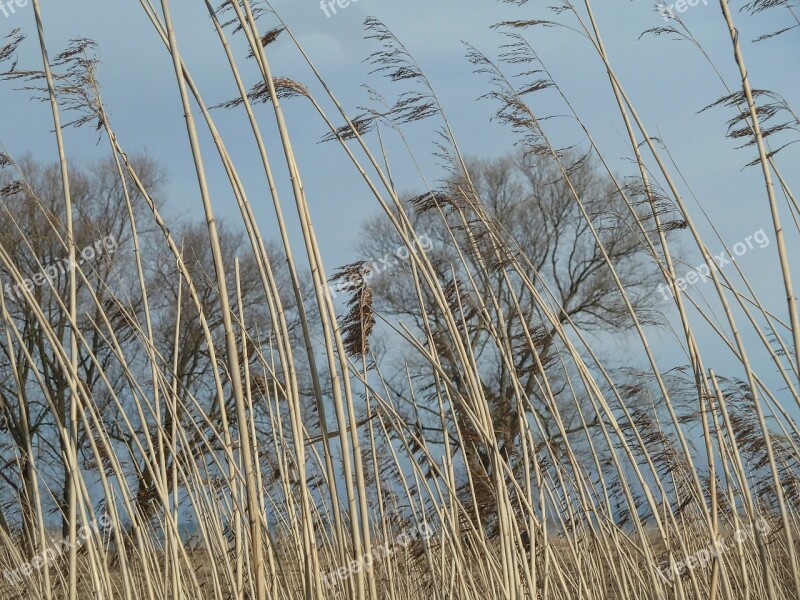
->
[0,154,161,549]
[358,151,668,493]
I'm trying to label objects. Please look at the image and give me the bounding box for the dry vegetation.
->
[0,0,798,599]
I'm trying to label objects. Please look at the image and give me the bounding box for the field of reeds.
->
[0,1,798,599]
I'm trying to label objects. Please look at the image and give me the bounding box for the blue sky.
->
[0,0,798,378]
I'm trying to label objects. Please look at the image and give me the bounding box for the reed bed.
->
[0,1,797,599]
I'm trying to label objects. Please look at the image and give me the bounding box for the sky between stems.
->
[0,0,798,381]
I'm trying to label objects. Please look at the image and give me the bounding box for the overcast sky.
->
[0,0,798,377]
